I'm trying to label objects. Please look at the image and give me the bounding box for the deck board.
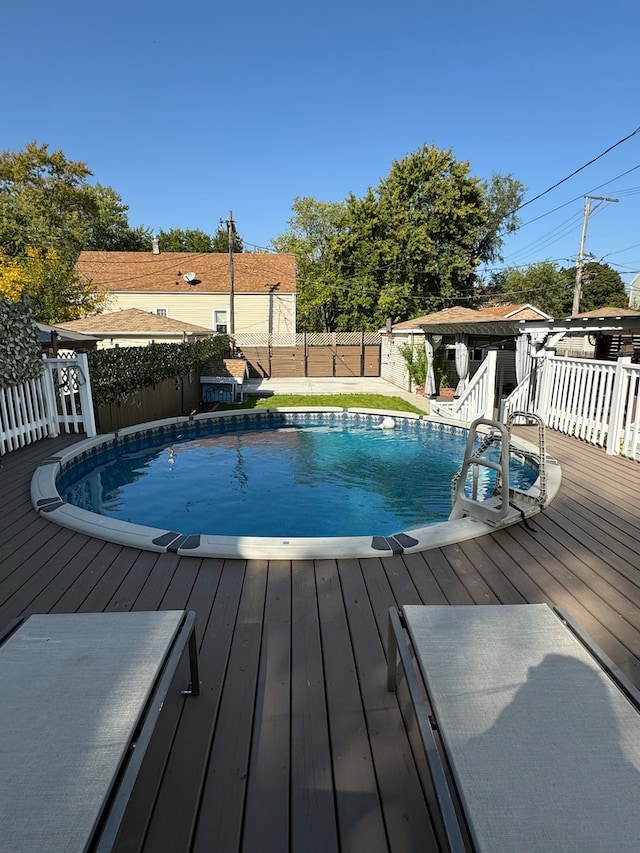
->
[1,429,640,851]
[242,559,291,853]
[316,557,389,853]
[290,558,339,853]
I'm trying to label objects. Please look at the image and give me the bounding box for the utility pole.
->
[572,195,618,315]
[227,210,235,344]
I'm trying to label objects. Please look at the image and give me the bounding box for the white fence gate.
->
[0,352,96,456]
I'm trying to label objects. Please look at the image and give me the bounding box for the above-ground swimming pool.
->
[31,408,560,559]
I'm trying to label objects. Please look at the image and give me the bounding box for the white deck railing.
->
[1,352,96,456]
[430,349,497,423]
[0,374,53,455]
[501,353,640,460]
[608,358,640,459]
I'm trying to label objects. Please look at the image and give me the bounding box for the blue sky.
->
[3,0,639,296]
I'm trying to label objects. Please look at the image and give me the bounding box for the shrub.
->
[88,336,230,406]
[0,298,42,387]
[398,342,428,388]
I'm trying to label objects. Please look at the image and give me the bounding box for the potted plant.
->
[398,342,428,395]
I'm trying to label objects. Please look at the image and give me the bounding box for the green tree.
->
[21,247,108,324]
[272,197,347,331]
[158,228,214,252]
[0,142,150,321]
[487,261,569,317]
[0,141,98,260]
[276,145,525,331]
[560,261,628,314]
[212,224,244,253]
[0,144,152,255]
[83,184,152,251]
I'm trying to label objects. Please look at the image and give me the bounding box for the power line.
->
[517,163,640,228]
[513,125,640,213]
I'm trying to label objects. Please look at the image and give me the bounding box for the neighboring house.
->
[56,308,214,349]
[478,303,552,322]
[383,304,552,394]
[523,307,640,362]
[75,249,297,336]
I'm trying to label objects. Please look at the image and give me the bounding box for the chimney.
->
[152,235,160,254]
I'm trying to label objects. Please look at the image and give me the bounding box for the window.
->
[154,307,169,317]
[213,309,228,333]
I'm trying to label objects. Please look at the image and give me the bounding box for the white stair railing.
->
[499,374,533,423]
[431,349,497,423]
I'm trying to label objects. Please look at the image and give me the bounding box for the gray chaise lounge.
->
[388,603,640,852]
[0,610,199,853]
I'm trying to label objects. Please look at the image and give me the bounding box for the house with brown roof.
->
[383,304,552,396]
[57,308,214,349]
[75,249,297,337]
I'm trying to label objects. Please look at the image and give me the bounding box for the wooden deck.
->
[1,429,640,852]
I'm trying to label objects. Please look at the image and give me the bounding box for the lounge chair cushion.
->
[0,611,187,853]
[403,604,640,852]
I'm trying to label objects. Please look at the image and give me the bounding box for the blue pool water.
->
[58,415,539,539]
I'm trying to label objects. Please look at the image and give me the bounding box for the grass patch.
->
[209,393,426,415]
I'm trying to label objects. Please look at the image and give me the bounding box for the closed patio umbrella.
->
[425,334,438,397]
[454,333,470,396]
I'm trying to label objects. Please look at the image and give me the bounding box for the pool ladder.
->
[449,413,547,525]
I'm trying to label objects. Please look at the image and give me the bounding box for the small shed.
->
[200,358,249,404]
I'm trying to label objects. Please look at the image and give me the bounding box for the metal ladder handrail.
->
[506,411,548,506]
[449,417,511,524]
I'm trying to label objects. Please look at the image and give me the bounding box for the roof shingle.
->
[75,251,296,294]
[57,308,213,335]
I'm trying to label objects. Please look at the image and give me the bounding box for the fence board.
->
[237,340,381,380]
[95,374,201,433]
[269,348,306,377]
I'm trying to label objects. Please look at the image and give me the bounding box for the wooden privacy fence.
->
[235,332,381,378]
[94,371,201,433]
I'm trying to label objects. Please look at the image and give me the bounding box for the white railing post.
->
[605,356,632,456]
[535,349,554,424]
[41,355,60,437]
[75,350,97,438]
[482,349,497,419]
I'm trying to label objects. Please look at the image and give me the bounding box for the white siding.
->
[107,292,296,334]
[236,294,296,335]
[380,332,417,390]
